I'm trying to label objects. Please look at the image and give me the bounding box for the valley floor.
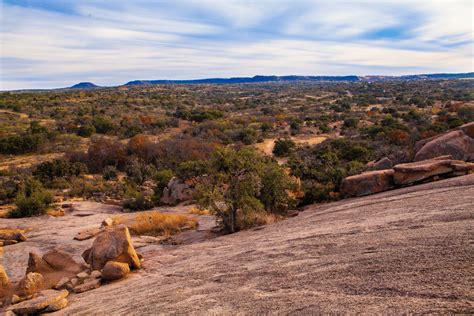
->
[53,174,474,314]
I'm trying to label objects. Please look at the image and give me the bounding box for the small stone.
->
[102,261,130,281]
[54,277,70,290]
[11,294,21,304]
[74,227,102,241]
[20,272,44,296]
[76,271,89,280]
[90,270,102,279]
[7,289,68,315]
[44,298,68,312]
[4,310,15,316]
[73,278,101,293]
[101,218,114,227]
[70,278,79,286]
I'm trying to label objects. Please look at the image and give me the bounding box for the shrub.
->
[9,178,53,217]
[102,165,118,180]
[0,134,44,154]
[153,169,174,201]
[77,124,95,137]
[93,115,115,134]
[33,159,88,182]
[125,160,157,185]
[272,138,296,157]
[122,188,154,211]
[195,147,292,233]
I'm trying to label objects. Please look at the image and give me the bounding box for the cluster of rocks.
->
[160,177,194,205]
[341,122,474,198]
[0,230,27,247]
[2,226,142,314]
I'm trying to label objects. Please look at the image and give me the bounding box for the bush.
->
[153,169,174,201]
[0,134,44,155]
[77,124,95,137]
[9,178,53,217]
[33,159,88,182]
[195,147,292,233]
[102,165,118,180]
[272,138,296,157]
[122,187,154,211]
[125,160,157,185]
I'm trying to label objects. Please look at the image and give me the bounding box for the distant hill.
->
[70,82,99,89]
[361,72,474,81]
[125,75,360,86]
[23,72,474,91]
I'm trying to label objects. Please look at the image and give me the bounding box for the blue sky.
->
[0,0,472,89]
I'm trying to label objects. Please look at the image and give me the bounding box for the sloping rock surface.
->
[56,174,474,315]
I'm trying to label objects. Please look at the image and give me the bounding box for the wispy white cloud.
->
[0,0,472,90]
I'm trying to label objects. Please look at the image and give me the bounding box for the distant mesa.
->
[70,82,99,89]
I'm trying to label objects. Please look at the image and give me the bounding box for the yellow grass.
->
[188,207,211,215]
[112,211,198,236]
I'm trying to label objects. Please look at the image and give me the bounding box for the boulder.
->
[102,261,130,281]
[160,177,194,205]
[367,157,393,170]
[44,298,68,312]
[82,225,141,270]
[26,252,54,274]
[73,278,101,293]
[459,121,474,138]
[340,169,395,197]
[20,272,44,296]
[43,249,82,273]
[393,158,474,185]
[0,265,10,289]
[415,130,474,162]
[7,289,68,315]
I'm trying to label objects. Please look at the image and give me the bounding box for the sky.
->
[0,0,473,90]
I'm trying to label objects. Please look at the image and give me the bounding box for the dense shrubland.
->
[0,80,472,231]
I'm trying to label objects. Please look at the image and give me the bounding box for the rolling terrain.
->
[52,174,474,314]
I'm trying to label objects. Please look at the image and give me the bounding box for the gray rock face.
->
[160,177,194,205]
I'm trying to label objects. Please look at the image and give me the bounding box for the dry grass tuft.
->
[188,207,211,215]
[113,211,198,236]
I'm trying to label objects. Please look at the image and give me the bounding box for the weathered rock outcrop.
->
[161,177,193,205]
[393,157,474,185]
[102,261,130,281]
[367,157,393,170]
[26,252,54,275]
[7,289,68,314]
[43,249,82,273]
[340,169,395,197]
[414,122,474,161]
[82,226,141,270]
